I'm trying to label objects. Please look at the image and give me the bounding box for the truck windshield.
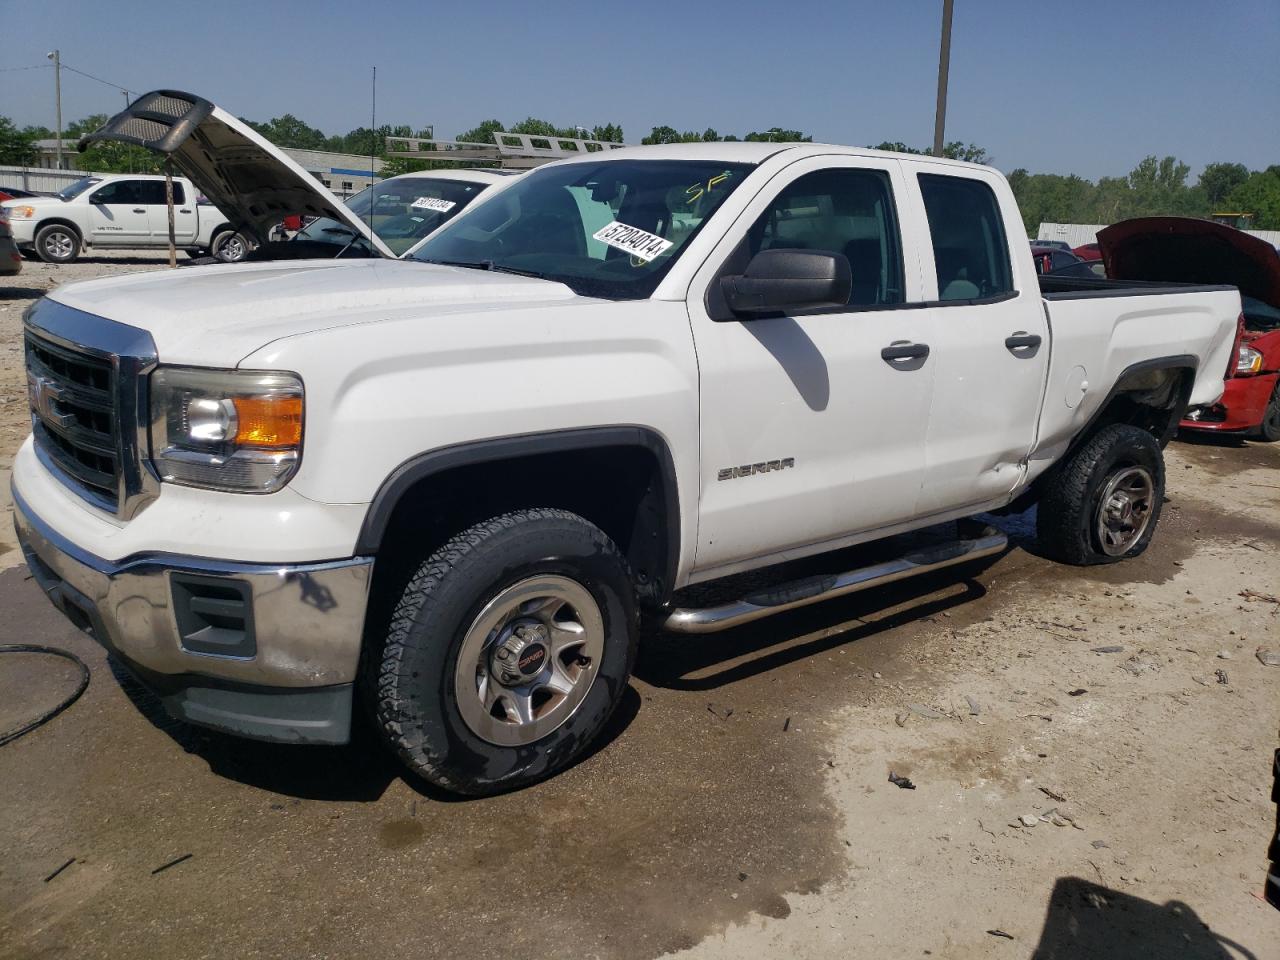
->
[410,160,753,299]
[57,177,102,200]
[297,177,489,256]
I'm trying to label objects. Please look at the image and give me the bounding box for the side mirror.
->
[720,249,852,317]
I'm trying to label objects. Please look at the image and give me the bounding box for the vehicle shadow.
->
[107,658,643,803]
[0,285,49,299]
[1032,876,1259,960]
[1174,430,1251,449]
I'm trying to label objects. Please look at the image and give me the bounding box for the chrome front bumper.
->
[13,486,373,744]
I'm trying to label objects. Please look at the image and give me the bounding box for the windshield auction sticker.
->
[592,221,673,262]
[411,197,457,213]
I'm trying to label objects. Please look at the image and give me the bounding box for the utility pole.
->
[932,0,954,158]
[47,49,63,169]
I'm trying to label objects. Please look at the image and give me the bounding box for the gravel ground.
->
[0,253,1277,959]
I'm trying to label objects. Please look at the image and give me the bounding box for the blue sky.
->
[2,0,1276,180]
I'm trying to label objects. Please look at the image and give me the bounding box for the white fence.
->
[0,166,87,194]
[1038,221,1280,248]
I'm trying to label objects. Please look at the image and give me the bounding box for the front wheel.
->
[365,508,637,795]
[34,224,80,263]
[1036,424,1165,565]
[1256,382,1280,442]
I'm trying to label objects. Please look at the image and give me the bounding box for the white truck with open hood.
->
[15,91,514,264]
[14,121,1241,795]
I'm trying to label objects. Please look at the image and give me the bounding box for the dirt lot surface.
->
[1,255,1278,959]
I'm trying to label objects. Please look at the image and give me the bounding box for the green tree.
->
[941,141,991,164]
[1226,166,1280,230]
[1198,162,1250,209]
[744,127,811,142]
[78,139,164,174]
[0,116,38,165]
[456,119,505,144]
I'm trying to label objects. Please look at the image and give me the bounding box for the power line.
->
[0,63,52,73]
[59,60,133,97]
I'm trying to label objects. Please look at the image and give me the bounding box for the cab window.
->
[748,168,904,307]
[918,174,1013,301]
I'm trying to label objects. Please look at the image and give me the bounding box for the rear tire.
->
[365,508,637,796]
[1256,382,1280,442]
[1036,424,1164,565]
[212,230,249,263]
[34,224,80,264]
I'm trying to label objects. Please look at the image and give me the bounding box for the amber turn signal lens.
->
[232,395,303,448]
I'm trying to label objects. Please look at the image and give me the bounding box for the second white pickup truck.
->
[2,173,238,263]
[14,93,1242,794]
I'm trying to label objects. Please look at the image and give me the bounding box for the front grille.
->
[25,330,122,510]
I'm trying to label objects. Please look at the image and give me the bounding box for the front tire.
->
[1256,382,1280,442]
[1037,424,1164,565]
[366,508,637,795]
[34,224,80,263]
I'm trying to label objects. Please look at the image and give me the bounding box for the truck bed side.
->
[1027,281,1240,479]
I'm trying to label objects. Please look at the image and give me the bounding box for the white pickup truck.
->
[1,173,238,263]
[14,97,1242,795]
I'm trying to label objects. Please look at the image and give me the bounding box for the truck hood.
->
[78,90,395,258]
[1099,216,1280,310]
[44,259,580,364]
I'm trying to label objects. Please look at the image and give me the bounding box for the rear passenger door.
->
[87,180,150,243]
[139,180,198,243]
[908,167,1050,514]
[687,156,938,576]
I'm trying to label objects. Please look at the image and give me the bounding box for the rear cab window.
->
[918,173,1013,302]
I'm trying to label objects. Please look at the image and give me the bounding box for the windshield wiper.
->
[420,258,546,280]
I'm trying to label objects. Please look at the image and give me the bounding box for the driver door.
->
[87,180,150,244]
[687,156,939,577]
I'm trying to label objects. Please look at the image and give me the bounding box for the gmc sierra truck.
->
[14,93,1241,795]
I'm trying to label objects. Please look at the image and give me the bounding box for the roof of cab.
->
[382,168,515,185]
[551,140,997,172]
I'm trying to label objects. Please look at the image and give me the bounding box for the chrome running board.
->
[662,526,1008,634]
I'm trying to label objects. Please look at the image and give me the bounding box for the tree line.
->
[2,111,1276,229]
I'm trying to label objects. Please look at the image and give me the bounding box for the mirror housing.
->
[720,249,852,316]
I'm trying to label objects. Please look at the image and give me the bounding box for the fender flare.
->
[355,426,682,596]
[1069,354,1199,456]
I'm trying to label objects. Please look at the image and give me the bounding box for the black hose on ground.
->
[0,644,90,747]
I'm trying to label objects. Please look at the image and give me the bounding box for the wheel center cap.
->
[492,622,549,685]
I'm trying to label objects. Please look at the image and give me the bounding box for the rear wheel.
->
[1256,382,1280,442]
[365,508,637,795]
[1037,424,1164,565]
[34,224,80,264]
[212,230,249,263]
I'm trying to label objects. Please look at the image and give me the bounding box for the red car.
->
[1073,242,1101,261]
[1098,217,1280,441]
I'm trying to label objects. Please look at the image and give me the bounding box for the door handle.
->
[880,342,930,363]
[179,209,192,214]
[1004,332,1043,352]
[132,208,146,214]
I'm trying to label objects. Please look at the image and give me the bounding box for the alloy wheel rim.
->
[220,235,245,261]
[1095,465,1155,556]
[454,575,604,747]
[46,232,72,259]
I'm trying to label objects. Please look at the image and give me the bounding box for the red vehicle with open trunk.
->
[1098,217,1280,441]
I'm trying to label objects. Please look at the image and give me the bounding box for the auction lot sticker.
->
[592,221,673,262]
[412,197,457,213]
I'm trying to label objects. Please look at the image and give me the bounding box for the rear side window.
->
[136,181,184,205]
[748,168,904,307]
[918,174,1013,301]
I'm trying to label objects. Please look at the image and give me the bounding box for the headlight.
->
[1235,344,1263,376]
[150,367,303,493]
[3,205,35,219]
